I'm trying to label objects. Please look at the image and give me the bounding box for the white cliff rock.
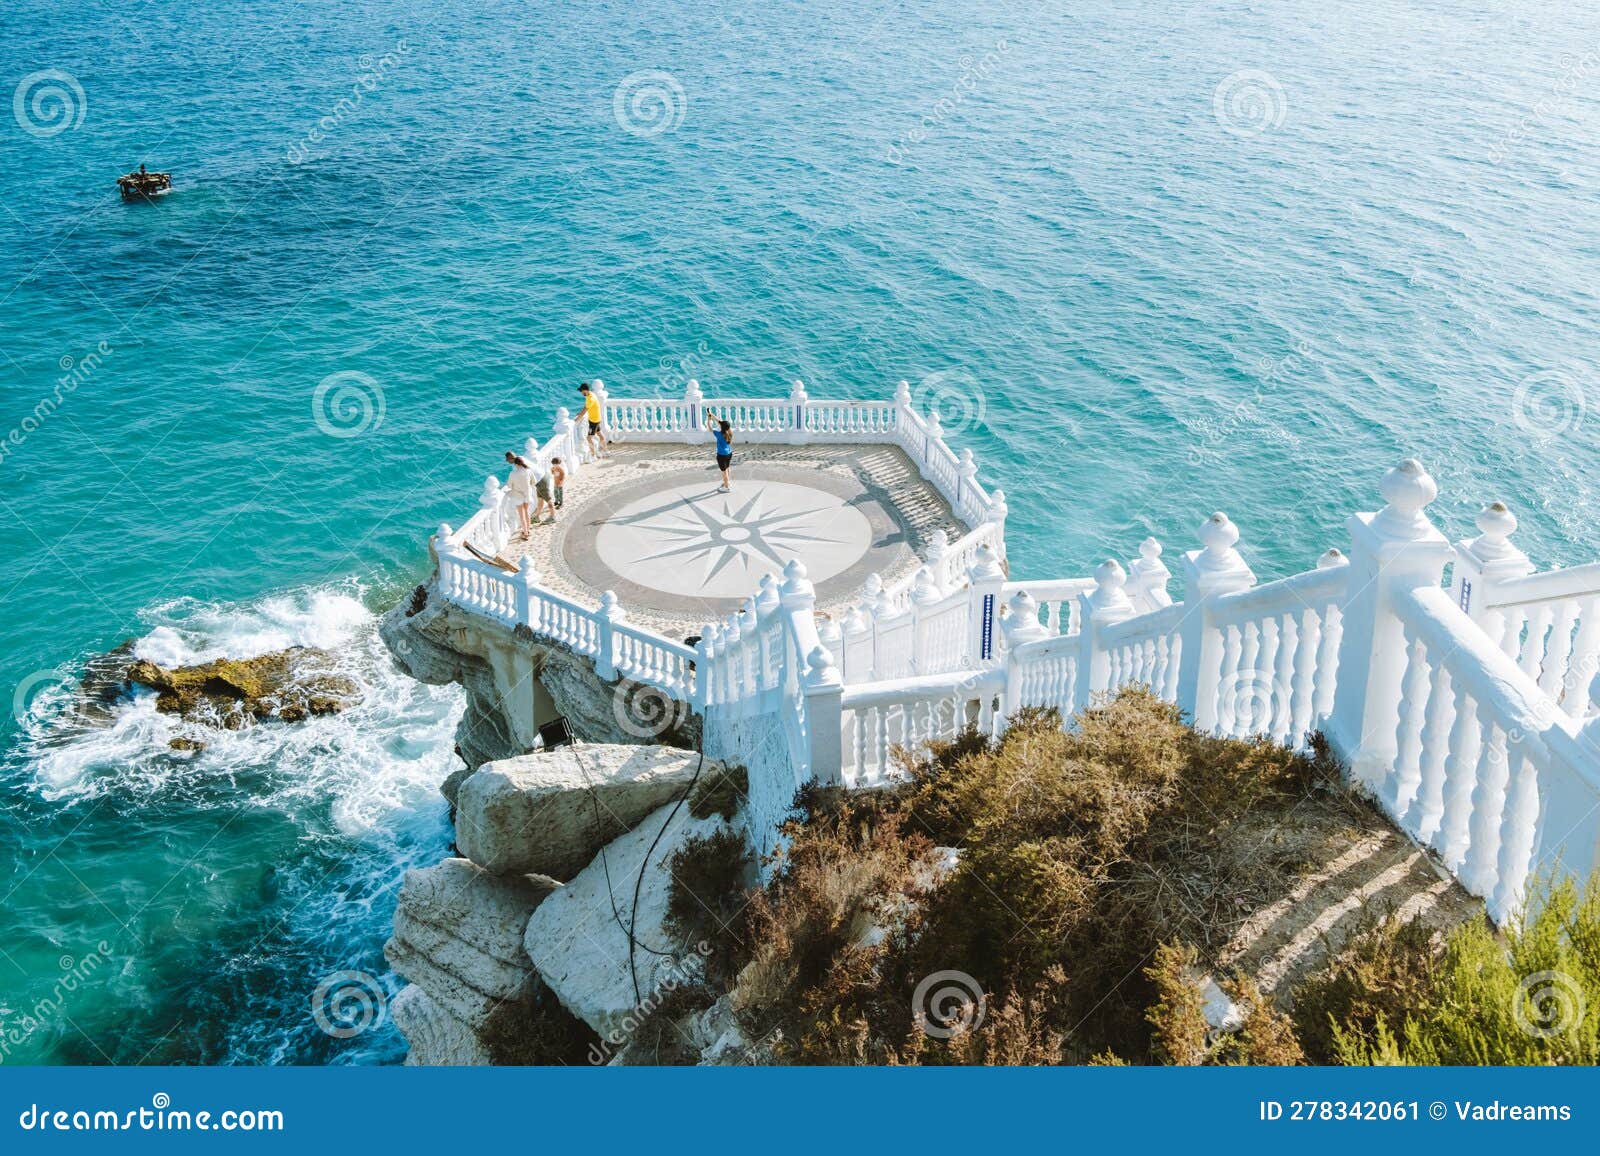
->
[455,745,718,880]
[384,858,560,1059]
[524,799,736,1042]
[390,984,492,1066]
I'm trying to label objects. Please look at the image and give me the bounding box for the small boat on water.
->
[117,165,171,200]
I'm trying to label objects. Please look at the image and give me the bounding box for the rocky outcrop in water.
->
[123,647,360,728]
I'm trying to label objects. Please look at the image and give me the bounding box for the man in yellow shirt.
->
[578,382,609,458]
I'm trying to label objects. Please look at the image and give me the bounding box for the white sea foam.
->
[24,581,463,836]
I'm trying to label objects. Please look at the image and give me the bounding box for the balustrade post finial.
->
[1087,559,1136,623]
[599,589,626,622]
[1451,499,1535,620]
[685,378,702,404]
[479,476,502,510]
[1371,458,1440,540]
[1325,458,1453,792]
[1128,537,1172,609]
[523,436,541,462]
[968,542,1005,583]
[1187,512,1255,597]
[911,566,941,605]
[1002,589,1048,647]
[894,379,912,407]
[965,542,1008,665]
[804,644,841,688]
[779,560,816,609]
[789,378,807,403]
[756,574,782,618]
[926,407,945,442]
[1317,548,1347,569]
[926,529,950,577]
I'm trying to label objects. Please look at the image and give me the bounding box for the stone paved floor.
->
[501,442,965,638]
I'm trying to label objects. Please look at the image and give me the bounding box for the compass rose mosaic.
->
[592,480,874,600]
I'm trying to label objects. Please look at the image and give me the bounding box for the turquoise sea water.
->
[2,0,1598,1063]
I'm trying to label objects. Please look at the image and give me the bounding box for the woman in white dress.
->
[504,451,535,539]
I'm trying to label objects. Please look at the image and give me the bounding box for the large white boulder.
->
[384,858,557,1036]
[455,745,717,880]
[390,984,493,1066]
[524,799,737,1044]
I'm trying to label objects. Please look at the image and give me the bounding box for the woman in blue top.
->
[706,409,734,492]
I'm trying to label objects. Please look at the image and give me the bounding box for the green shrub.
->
[1329,876,1600,1065]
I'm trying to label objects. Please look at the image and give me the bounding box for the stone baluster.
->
[778,560,843,784]
[1078,560,1137,710]
[956,448,978,518]
[430,521,454,572]
[925,530,950,589]
[595,590,625,679]
[1326,459,1453,796]
[1173,512,1257,731]
[553,408,577,474]
[684,379,703,441]
[1128,537,1172,611]
[514,556,542,628]
[997,589,1049,730]
[841,604,872,682]
[966,543,1007,667]
[479,476,506,553]
[789,378,809,443]
[694,623,717,708]
[909,566,942,676]
[989,491,1009,566]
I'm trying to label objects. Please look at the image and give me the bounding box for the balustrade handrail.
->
[1098,600,1186,648]
[1210,562,1348,626]
[840,667,1004,710]
[1398,584,1594,786]
[1480,561,1600,610]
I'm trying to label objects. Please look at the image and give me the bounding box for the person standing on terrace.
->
[707,409,734,492]
[504,451,535,539]
[578,382,609,458]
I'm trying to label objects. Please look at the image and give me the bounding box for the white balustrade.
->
[425,383,1600,923]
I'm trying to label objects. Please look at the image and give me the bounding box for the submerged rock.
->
[123,647,360,728]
